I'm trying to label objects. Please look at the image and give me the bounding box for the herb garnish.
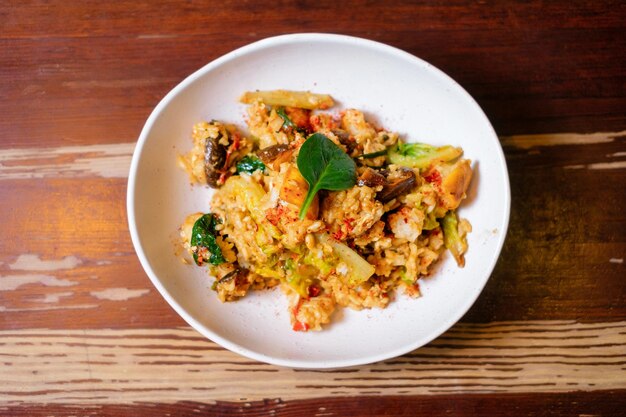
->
[236,155,265,174]
[190,213,225,266]
[296,133,356,219]
[276,107,306,133]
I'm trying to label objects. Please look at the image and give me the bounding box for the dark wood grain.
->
[1,1,625,151]
[2,390,625,417]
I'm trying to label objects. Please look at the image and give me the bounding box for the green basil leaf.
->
[236,155,266,174]
[190,213,225,266]
[297,133,356,219]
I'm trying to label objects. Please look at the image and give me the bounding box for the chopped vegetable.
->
[357,168,386,187]
[190,213,225,266]
[438,159,473,210]
[284,258,315,298]
[377,168,416,202]
[276,107,306,133]
[441,211,468,267]
[280,165,319,220]
[303,250,335,275]
[357,149,388,159]
[236,155,266,174]
[316,233,375,286]
[240,89,334,110]
[212,268,247,291]
[388,142,462,169]
[276,107,296,128]
[203,125,228,188]
[422,212,439,231]
[257,144,294,170]
[297,133,356,219]
[221,176,281,239]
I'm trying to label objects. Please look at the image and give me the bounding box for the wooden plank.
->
[1,2,625,149]
[0,322,624,404]
[2,391,625,417]
[0,143,134,179]
[4,1,625,38]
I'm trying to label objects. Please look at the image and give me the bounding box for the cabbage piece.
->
[388,142,462,169]
[316,233,375,286]
[441,211,468,267]
[220,176,281,239]
[283,258,315,298]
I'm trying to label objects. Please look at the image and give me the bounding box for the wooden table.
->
[1,1,625,416]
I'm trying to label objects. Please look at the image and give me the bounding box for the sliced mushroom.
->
[331,129,357,153]
[258,144,294,170]
[357,168,386,187]
[217,267,248,285]
[377,168,416,202]
[204,128,227,188]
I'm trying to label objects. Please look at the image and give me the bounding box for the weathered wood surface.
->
[1,322,625,404]
[1,1,625,416]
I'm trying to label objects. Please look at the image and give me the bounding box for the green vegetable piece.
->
[422,212,439,231]
[399,268,415,286]
[388,142,462,169]
[190,213,225,266]
[316,233,374,286]
[297,133,357,219]
[356,149,388,159]
[276,107,306,133]
[236,155,266,174]
[283,258,313,297]
[441,211,468,267]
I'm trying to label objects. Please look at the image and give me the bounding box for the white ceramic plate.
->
[127,33,510,368]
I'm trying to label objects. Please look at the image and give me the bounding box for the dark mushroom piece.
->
[204,128,227,188]
[377,168,416,202]
[216,267,248,286]
[357,168,386,187]
[257,144,294,170]
[331,129,357,154]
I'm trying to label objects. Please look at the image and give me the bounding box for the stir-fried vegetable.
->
[388,142,462,169]
[316,233,375,286]
[438,159,473,210]
[190,213,225,266]
[240,89,334,110]
[297,133,356,219]
[441,211,468,267]
[280,165,319,220]
[236,155,265,174]
[284,258,317,297]
[357,149,388,159]
[275,107,307,133]
[203,123,228,187]
[220,176,281,239]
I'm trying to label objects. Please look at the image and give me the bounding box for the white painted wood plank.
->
[0,321,624,404]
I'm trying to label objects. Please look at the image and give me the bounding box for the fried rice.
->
[178,90,473,331]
